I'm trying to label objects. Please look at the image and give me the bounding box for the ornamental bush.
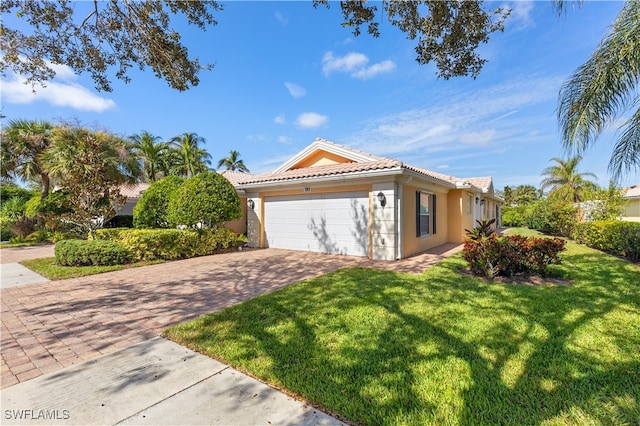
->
[94,227,238,261]
[134,175,184,228]
[167,172,241,229]
[55,239,132,266]
[574,220,640,262]
[463,234,566,279]
[526,199,577,237]
[501,205,530,227]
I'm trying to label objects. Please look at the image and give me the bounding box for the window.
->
[416,191,436,237]
[467,194,472,215]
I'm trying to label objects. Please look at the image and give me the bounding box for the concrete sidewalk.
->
[0,263,49,288]
[1,337,344,426]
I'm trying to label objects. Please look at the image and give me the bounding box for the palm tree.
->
[169,132,212,178]
[217,150,250,172]
[129,131,170,182]
[42,127,141,236]
[0,119,53,200]
[540,156,597,203]
[44,127,140,186]
[557,0,640,181]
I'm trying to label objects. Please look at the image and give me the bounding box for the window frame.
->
[416,191,436,237]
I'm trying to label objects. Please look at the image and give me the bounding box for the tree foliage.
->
[0,0,223,92]
[169,132,212,178]
[0,119,53,200]
[42,126,140,237]
[501,185,540,206]
[129,131,170,182]
[314,0,510,79]
[540,156,597,203]
[217,150,249,172]
[581,182,627,221]
[557,0,640,181]
[1,0,511,92]
[167,172,241,229]
[133,175,184,228]
[526,199,578,237]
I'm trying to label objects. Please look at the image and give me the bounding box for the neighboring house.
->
[226,138,503,261]
[622,185,640,222]
[116,183,150,216]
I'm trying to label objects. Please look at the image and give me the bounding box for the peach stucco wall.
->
[223,195,247,235]
[401,184,448,257]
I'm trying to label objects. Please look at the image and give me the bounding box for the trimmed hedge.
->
[463,234,566,279]
[573,220,640,262]
[55,239,132,266]
[526,200,577,237]
[94,227,238,261]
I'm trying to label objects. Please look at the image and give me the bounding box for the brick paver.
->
[0,245,461,389]
[0,244,55,264]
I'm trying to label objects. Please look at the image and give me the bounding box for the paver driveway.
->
[0,249,376,389]
[1,244,462,389]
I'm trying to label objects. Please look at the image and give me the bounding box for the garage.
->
[263,191,370,256]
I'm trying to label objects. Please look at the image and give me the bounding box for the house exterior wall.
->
[372,183,396,261]
[246,193,261,247]
[401,183,448,257]
[222,195,247,234]
[116,200,137,216]
[622,198,640,222]
[243,175,501,260]
[446,190,464,243]
[291,151,353,169]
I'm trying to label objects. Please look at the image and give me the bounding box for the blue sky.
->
[2,1,637,189]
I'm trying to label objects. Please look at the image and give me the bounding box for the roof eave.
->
[237,167,406,189]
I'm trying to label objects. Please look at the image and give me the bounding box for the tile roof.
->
[118,183,150,198]
[464,176,493,191]
[220,139,496,193]
[624,185,640,198]
[239,158,403,184]
[218,170,255,186]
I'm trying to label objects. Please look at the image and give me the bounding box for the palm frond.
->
[558,0,640,175]
[610,105,640,181]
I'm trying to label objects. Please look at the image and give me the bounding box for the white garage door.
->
[264,191,370,256]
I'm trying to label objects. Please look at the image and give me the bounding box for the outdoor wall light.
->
[377,191,387,207]
[480,199,485,206]
[247,199,255,210]
[475,197,479,204]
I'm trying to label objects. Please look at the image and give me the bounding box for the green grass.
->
[165,233,640,425]
[21,257,163,280]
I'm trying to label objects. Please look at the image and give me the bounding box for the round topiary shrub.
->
[55,239,132,266]
[133,175,184,228]
[167,172,241,229]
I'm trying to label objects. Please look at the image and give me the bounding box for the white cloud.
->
[503,1,535,30]
[351,60,396,80]
[278,136,292,144]
[275,11,288,26]
[295,112,328,129]
[460,129,497,146]
[2,64,116,112]
[322,51,395,79]
[344,75,563,163]
[274,114,285,124]
[284,82,306,98]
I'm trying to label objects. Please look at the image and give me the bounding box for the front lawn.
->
[21,257,163,280]
[165,237,640,425]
